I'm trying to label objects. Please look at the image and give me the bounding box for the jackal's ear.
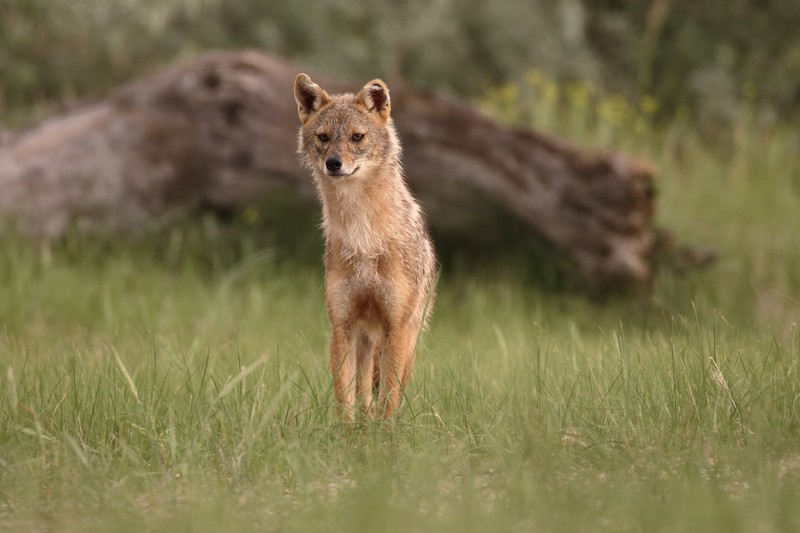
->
[294,74,330,124]
[357,79,391,121]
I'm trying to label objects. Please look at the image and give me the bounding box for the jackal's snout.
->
[323,154,358,178]
[325,156,342,172]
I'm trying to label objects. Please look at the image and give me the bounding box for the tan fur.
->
[294,74,436,421]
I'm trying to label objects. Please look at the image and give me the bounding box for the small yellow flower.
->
[566,82,590,108]
[525,69,545,89]
[499,83,519,105]
[244,206,259,225]
[742,81,757,100]
[540,79,559,105]
[598,95,632,127]
[640,95,658,116]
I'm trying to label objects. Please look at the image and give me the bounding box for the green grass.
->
[2,92,800,531]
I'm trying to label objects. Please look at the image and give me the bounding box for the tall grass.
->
[2,81,800,530]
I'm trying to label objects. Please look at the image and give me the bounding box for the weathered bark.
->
[0,50,656,289]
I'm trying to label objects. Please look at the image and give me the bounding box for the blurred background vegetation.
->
[0,0,798,307]
[1,0,799,131]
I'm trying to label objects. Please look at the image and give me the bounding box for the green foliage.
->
[0,0,183,123]
[2,0,798,128]
[584,0,800,122]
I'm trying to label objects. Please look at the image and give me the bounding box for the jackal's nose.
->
[325,157,343,172]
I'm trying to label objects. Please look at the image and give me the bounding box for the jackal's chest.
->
[325,243,388,286]
[324,209,388,260]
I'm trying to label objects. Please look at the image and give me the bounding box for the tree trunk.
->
[0,50,656,289]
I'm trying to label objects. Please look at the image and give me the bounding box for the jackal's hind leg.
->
[356,333,377,418]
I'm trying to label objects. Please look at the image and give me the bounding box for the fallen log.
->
[0,50,656,289]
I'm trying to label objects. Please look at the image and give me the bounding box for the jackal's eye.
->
[352,133,364,142]
[317,133,330,142]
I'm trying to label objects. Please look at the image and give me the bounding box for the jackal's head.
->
[294,74,399,180]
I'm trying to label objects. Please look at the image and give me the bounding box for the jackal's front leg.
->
[330,326,357,421]
[378,325,418,419]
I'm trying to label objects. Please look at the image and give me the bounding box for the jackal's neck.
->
[318,167,413,257]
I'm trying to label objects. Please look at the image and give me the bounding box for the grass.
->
[2,84,800,531]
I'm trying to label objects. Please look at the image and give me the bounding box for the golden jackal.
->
[293,73,436,421]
